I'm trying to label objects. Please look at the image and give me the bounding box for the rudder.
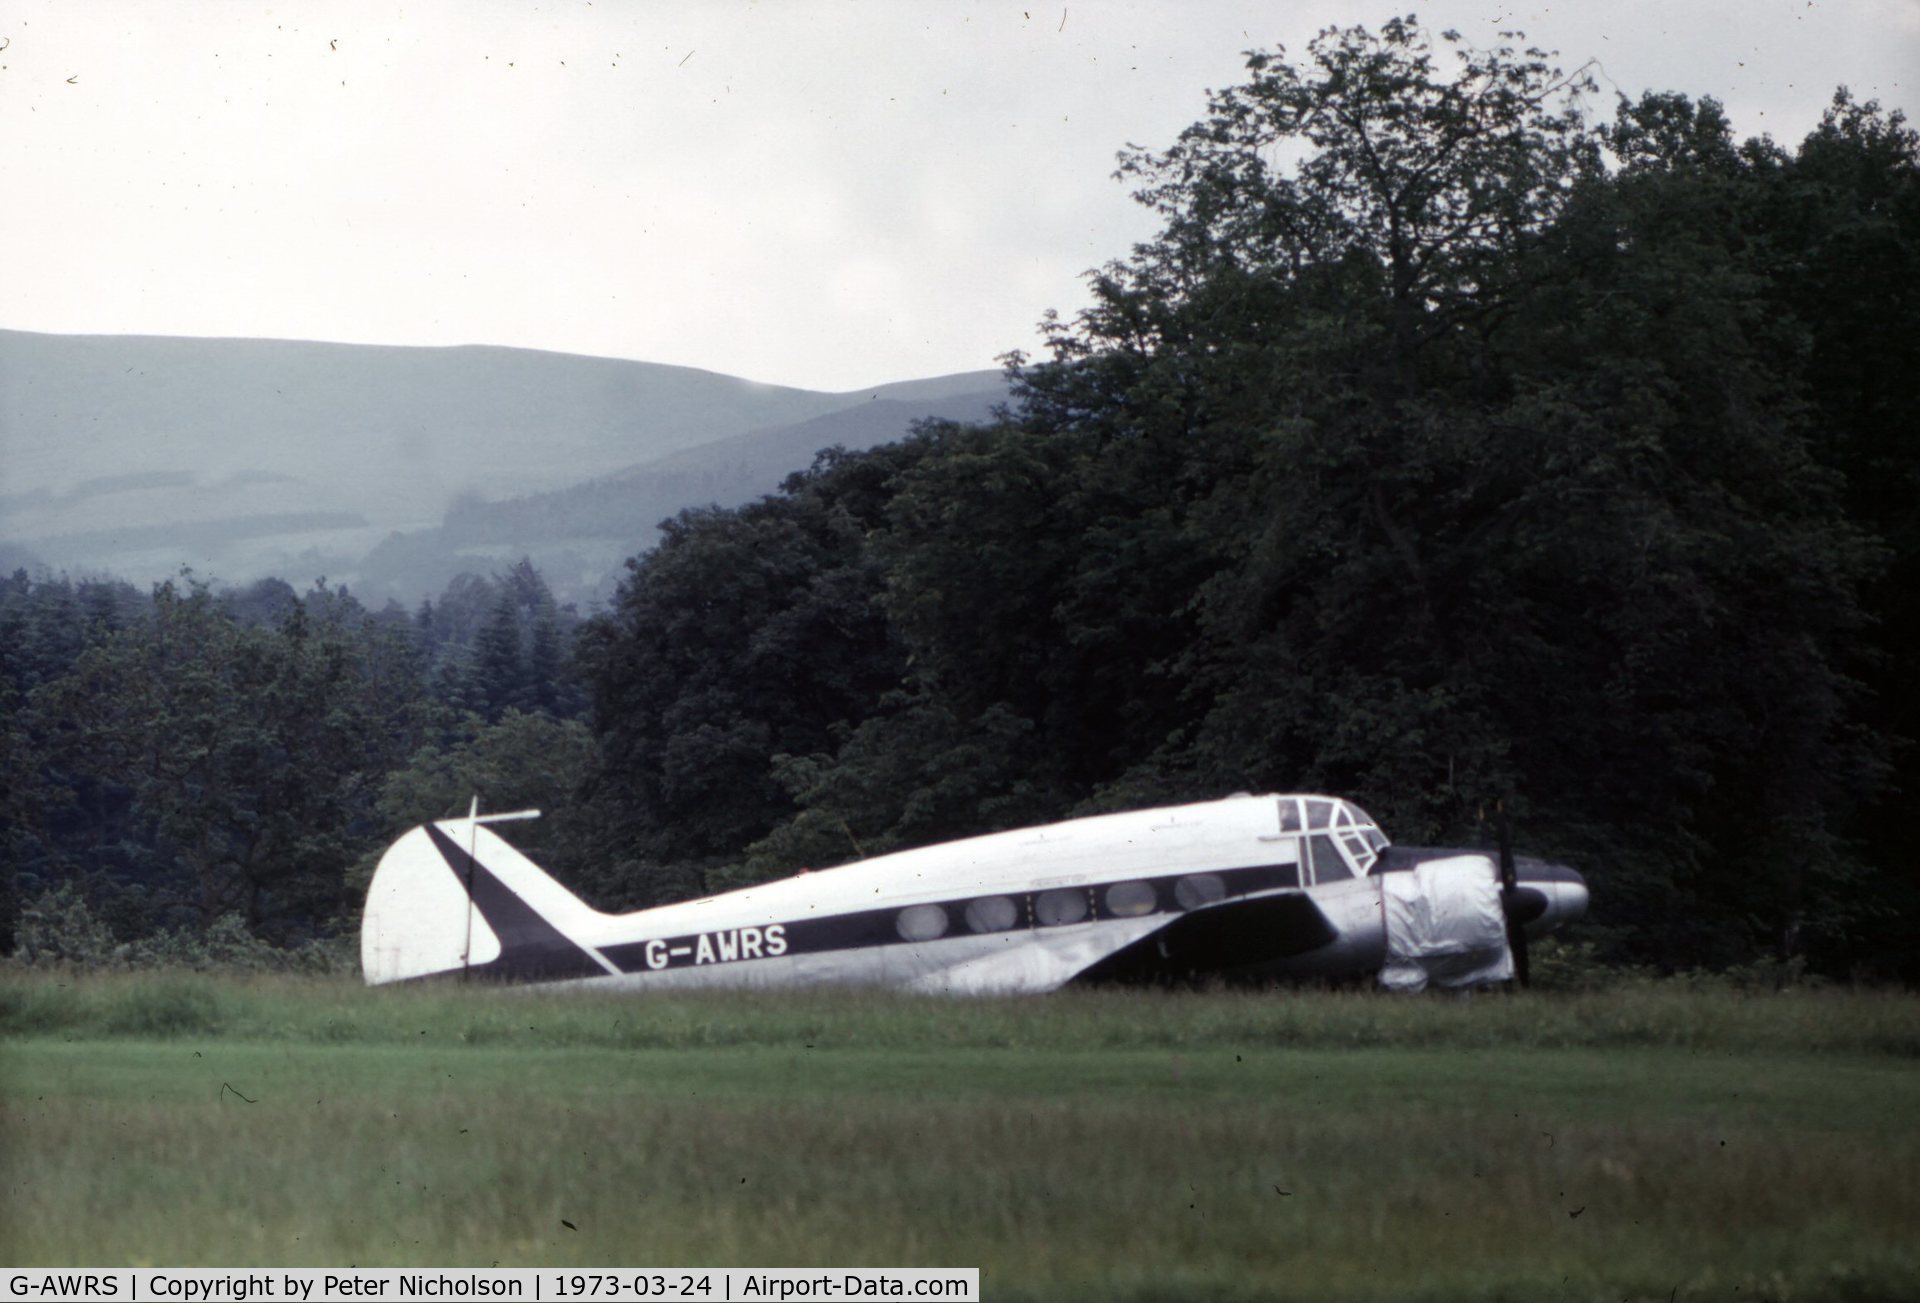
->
[361,819,612,985]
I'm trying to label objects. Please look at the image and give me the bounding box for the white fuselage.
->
[361,792,1580,994]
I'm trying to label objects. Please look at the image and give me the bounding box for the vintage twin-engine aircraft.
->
[362,793,1587,994]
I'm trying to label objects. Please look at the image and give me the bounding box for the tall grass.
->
[5,1035,1916,1299]
[5,973,1917,1299]
[3,968,1916,1056]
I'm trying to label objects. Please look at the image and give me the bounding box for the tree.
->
[525,607,566,716]
[473,590,526,721]
[784,415,1220,854]
[579,446,915,886]
[1008,27,1883,966]
[404,562,584,722]
[369,709,601,901]
[12,575,84,691]
[0,670,32,954]
[221,577,300,627]
[28,579,429,938]
[1085,17,1597,399]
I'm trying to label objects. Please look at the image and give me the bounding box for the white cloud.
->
[1,0,1911,389]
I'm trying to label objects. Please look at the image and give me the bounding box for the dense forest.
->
[5,20,1916,977]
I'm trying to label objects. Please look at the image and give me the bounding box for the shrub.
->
[11,883,127,967]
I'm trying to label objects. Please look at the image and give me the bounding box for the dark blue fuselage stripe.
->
[597,860,1302,975]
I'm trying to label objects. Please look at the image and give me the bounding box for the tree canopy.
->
[4,562,592,950]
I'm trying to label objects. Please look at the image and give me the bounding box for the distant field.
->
[2,974,1916,1302]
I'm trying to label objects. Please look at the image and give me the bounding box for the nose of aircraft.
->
[1553,868,1590,927]
[1515,861,1588,938]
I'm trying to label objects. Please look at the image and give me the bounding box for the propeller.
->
[1496,801,1531,988]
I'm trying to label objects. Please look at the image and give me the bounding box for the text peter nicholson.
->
[5,1269,979,1302]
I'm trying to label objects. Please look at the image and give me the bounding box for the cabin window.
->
[896,903,949,942]
[1035,888,1090,927]
[1308,833,1353,883]
[1173,873,1227,911]
[1105,880,1157,917]
[964,896,1020,933]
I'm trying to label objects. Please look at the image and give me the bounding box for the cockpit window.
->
[1308,834,1353,882]
[1286,796,1388,875]
[1324,798,1386,873]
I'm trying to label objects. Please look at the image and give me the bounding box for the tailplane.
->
[361,816,612,985]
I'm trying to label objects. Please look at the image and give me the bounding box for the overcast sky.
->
[2,1,1912,392]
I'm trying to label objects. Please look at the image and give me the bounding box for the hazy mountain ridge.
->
[0,331,1005,603]
[356,389,1005,604]
[443,392,1005,544]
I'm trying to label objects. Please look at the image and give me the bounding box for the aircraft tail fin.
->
[361,818,614,986]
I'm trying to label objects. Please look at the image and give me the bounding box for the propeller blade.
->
[1497,802,1531,988]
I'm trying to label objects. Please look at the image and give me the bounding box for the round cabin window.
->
[1174,873,1227,911]
[964,896,1020,933]
[1104,880,1157,917]
[896,903,949,942]
[1034,888,1090,927]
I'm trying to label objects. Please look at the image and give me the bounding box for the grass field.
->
[2,973,1917,1301]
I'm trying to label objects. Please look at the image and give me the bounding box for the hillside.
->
[0,331,1004,602]
[358,388,1005,604]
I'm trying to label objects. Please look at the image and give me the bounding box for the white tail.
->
[361,818,610,986]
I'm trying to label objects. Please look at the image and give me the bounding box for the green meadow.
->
[2,974,1916,1302]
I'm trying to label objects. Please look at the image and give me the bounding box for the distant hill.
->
[0,331,1005,604]
[357,388,1005,605]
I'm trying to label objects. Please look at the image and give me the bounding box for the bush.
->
[7,886,357,975]
[129,915,357,975]
[1524,938,1651,992]
[11,883,126,967]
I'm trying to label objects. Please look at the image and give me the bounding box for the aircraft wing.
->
[1069,889,1342,986]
